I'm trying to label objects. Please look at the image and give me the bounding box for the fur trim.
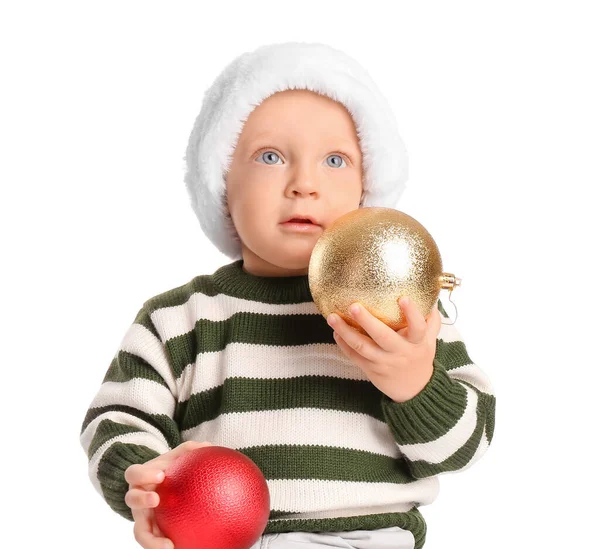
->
[184,41,408,260]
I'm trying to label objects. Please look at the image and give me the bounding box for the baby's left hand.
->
[327,297,442,403]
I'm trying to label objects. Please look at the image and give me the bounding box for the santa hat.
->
[183,41,408,260]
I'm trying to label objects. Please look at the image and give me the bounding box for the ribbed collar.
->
[212,259,314,304]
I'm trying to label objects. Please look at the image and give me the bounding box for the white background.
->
[2,1,598,548]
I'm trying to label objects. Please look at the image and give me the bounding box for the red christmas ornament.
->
[154,446,270,549]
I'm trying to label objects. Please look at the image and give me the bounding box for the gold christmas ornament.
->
[308,207,461,334]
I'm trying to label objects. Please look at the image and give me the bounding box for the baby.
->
[79,42,496,549]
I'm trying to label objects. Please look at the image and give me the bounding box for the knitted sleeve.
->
[380,300,496,478]
[79,303,182,521]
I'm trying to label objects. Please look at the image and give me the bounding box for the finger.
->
[133,509,173,549]
[346,302,402,353]
[126,442,212,488]
[333,331,372,371]
[125,488,159,510]
[150,509,169,540]
[328,312,387,363]
[151,513,164,539]
[426,305,442,340]
[397,297,427,344]
[125,464,165,488]
[144,441,212,478]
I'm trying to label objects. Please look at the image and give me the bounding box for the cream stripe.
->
[265,477,438,515]
[437,321,465,343]
[84,422,170,494]
[182,408,400,457]
[177,342,368,401]
[397,383,478,463]
[80,410,172,455]
[121,323,178,397]
[448,363,494,394]
[150,291,320,342]
[86,379,176,418]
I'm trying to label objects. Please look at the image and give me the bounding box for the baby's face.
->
[225,89,363,277]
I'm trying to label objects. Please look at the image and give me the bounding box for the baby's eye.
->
[256,151,347,168]
[326,154,347,168]
[256,151,283,165]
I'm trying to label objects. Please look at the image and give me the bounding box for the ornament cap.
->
[439,273,461,290]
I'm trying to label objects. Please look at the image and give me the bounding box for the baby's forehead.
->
[237,119,360,154]
[237,90,359,137]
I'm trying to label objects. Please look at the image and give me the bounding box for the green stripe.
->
[407,389,489,477]
[175,384,222,430]
[437,299,449,319]
[480,391,495,445]
[435,338,474,371]
[166,312,334,377]
[264,508,426,549]
[177,376,386,432]
[239,444,416,483]
[80,404,181,449]
[144,275,219,311]
[88,420,145,459]
[456,379,496,445]
[103,351,169,387]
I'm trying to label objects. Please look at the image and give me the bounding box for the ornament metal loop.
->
[439,273,461,326]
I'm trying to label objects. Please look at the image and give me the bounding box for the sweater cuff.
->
[380,358,467,445]
[97,442,162,521]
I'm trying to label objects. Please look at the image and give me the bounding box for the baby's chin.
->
[273,257,310,275]
[266,249,312,275]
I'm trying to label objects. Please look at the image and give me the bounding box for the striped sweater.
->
[80,258,496,549]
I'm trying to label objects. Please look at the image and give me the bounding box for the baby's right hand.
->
[124,441,213,549]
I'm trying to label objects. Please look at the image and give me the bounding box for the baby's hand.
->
[329,297,441,403]
[125,440,213,549]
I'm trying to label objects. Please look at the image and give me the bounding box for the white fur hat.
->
[183,41,409,260]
